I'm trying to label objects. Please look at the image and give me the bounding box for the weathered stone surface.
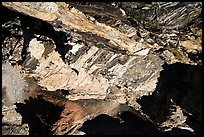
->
[2,2,145,54]
[2,63,29,106]
[2,2,202,135]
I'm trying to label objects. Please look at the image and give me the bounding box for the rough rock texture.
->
[2,63,28,106]
[2,2,202,135]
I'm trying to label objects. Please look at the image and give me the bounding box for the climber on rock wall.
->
[64,32,73,45]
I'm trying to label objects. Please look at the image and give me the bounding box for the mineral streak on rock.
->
[2,2,202,135]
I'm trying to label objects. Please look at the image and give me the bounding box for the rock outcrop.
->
[2,2,202,135]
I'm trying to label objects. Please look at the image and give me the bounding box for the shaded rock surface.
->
[2,2,202,135]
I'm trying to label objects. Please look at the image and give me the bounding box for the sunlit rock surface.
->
[2,2,201,135]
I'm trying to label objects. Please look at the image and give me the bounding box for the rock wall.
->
[2,2,202,135]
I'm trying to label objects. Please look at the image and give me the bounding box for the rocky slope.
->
[2,2,202,135]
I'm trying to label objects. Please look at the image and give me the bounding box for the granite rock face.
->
[2,2,202,135]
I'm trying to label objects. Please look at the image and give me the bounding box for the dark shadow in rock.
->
[15,95,63,135]
[71,67,79,75]
[187,52,202,65]
[2,6,73,65]
[19,14,59,64]
[79,111,163,135]
[2,7,24,63]
[183,111,202,135]
[51,31,73,61]
[1,6,20,26]
[137,62,202,135]
[39,89,71,100]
